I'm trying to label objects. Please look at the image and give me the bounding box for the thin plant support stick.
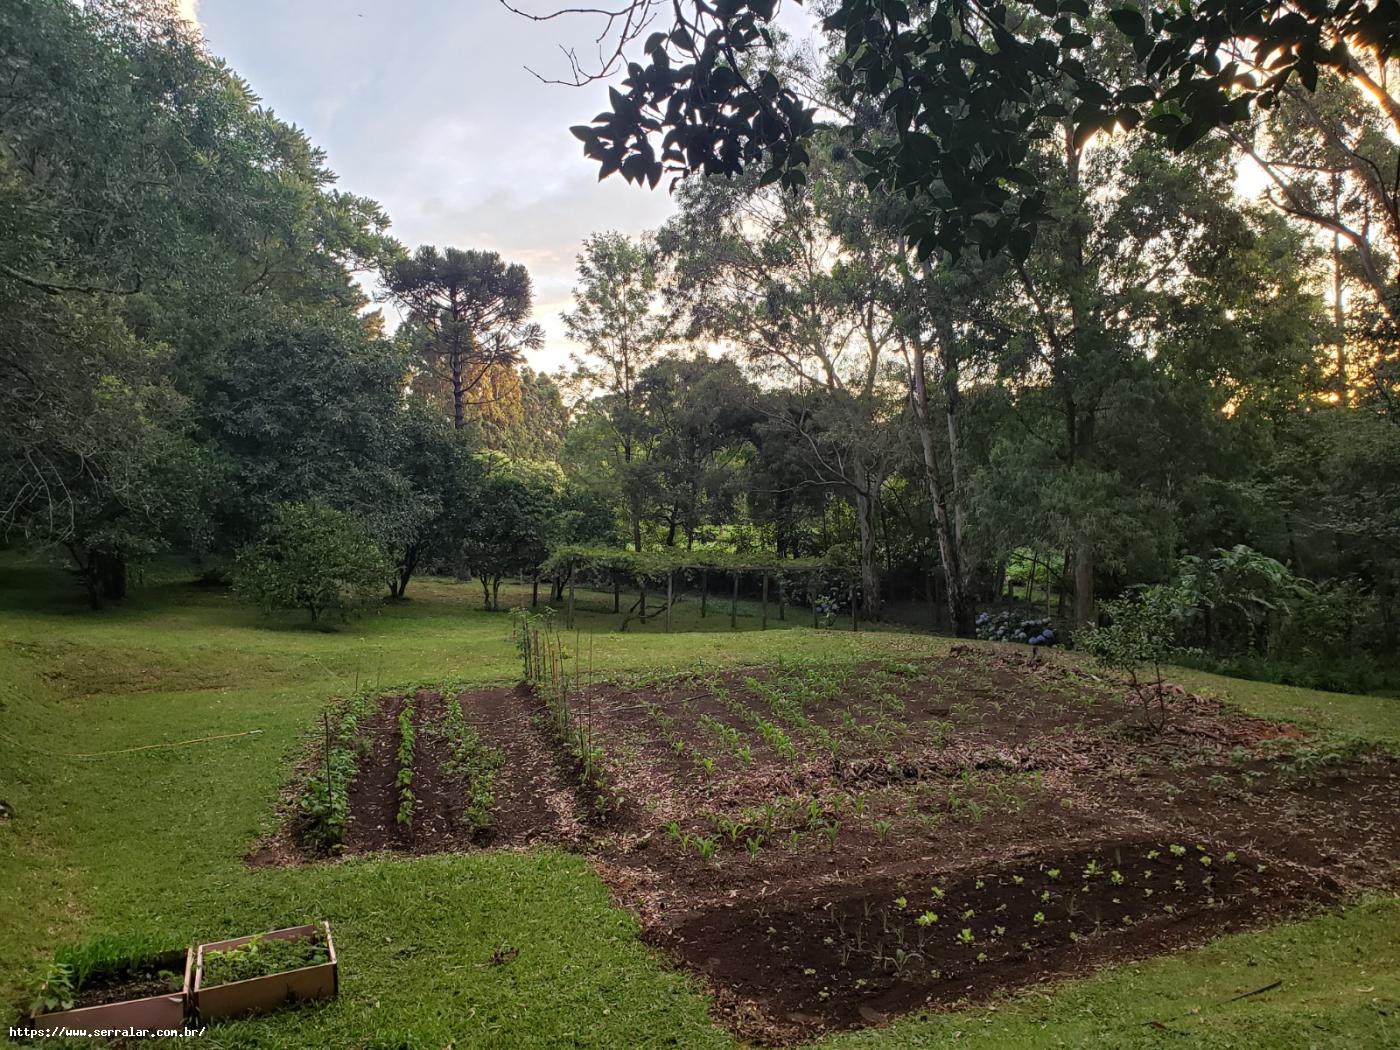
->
[567,563,576,629]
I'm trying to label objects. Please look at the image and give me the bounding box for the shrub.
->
[234,502,390,625]
[976,610,1058,646]
[1080,583,1192,730]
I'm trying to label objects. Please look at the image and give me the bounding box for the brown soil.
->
[341,685,580,854]
[70,959,184,1010]
[270,647,1400,1043]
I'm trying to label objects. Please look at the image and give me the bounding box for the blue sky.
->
[186,0,818,369]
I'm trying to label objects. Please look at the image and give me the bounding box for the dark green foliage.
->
[1081,583,1194,728]
[567,0,1381,261]
[298,690,378,854]
[233,503,390,625]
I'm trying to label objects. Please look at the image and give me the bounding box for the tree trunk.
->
[1073,548,1095,630]
[451,342,465,431]
[854,487,882,619]
[905,332,976,637]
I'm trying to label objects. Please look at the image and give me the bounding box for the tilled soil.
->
[342,685,580,854]
[274,647,1400,1043]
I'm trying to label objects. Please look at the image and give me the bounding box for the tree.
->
[550,0,1396,262]
[661,155,902,613]
[1,0,404,601]
[457,462,557,610]
[199,311,411,552]
[384,247,543,430]
[1081,582,1193,730]
[234,502,390,625]
[382,407,482,600]
[562,231,671,551]
[634,353,759,547]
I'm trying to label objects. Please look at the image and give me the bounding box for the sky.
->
[183,0,819,371]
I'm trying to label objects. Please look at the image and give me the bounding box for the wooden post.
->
[532,574,539,608]
[567,563,575,629]
[850,581,858,632]
[700,569,708,618]
[666,572,674,633]
[730,571,739,630]
[761,572,769,630]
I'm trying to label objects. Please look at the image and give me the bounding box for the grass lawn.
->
[1,553,1397,1047]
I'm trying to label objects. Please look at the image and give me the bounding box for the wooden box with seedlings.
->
[192,923,337,1021]
[27,940,190,1035]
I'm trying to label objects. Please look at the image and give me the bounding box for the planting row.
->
[295,685,503,856]
[664,840,1334,1033]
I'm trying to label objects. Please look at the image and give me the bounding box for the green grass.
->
[1,553,1396,1047]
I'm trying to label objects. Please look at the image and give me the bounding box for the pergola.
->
[539,545,862,632]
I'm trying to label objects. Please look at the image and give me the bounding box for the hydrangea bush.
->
[976,611,1057,646]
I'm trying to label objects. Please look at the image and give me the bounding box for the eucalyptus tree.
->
[1233,64,1400,405]
[384,247,543,430]
[563,231,672,551]
[660,154,907,612]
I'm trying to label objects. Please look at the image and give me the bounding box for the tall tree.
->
[563,231,671,551]
[384,247,542,430]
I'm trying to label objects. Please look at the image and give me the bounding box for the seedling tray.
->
[193,921,337,1021]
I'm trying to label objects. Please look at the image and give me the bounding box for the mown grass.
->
[0,553,1396,1047]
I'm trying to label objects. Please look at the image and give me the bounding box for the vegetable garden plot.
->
[266,649,1400,1043]
[555,649,1400,1042]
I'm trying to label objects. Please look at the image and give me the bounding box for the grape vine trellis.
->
[539,545,863,632]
